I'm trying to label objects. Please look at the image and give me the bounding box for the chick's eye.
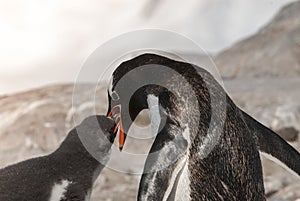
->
[111,91,120,101]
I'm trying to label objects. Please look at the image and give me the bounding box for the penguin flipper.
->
[61,183,87,201]
[242,110,300,176]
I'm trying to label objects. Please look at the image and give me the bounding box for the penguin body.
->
[107,53,300,200]
[0,115,115,201]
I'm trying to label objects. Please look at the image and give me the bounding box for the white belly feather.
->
[49,180,71,201]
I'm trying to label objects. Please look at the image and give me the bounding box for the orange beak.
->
[107,104,125,151]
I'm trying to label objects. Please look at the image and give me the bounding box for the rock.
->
[276,127,298,142]
[271,104,300,133]
[264,176,285,197]
[270,183,300,201]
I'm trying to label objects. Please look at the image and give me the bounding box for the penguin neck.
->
[51,129,102,178]
[55,129,94,156]
[138,94,192,200]
[146,93,182,136]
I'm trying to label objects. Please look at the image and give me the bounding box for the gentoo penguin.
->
[107,53,300,200]
[0,115,115,201]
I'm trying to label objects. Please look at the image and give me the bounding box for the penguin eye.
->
[111,91,120,101]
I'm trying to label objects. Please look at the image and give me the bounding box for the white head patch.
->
[108,77,114,97]
[147,94,161,139]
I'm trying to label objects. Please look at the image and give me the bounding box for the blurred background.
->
[0,0,296,94]
[1,0,300,201]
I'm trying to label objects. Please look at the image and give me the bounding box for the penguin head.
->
[79,115,116,143]
[74,115,117,163]
[107,53,183,151]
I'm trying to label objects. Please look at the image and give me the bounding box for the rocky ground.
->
[1,1,300,200]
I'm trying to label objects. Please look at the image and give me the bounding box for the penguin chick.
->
[0,115,115,201]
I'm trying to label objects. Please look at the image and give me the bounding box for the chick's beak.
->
[107,104,126,151]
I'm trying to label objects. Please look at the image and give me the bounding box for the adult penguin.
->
[107,53,300,200]
[0,115,115,201]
